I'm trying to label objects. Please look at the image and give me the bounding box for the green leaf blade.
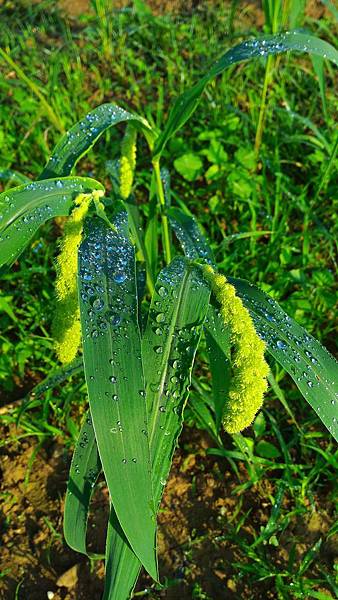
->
[0,176,104,269]
[39,104,153,179]
[143,257,210,497]
[103,507,141,600]
[154,32,338,157]
[64,411,101,556]
[78,211,158,580]
[103,258,210,598]
[169,206,214,265]
[229,277,338,442]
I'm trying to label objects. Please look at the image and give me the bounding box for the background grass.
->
[0,1,337,598]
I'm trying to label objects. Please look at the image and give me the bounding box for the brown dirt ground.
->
[1,426,336,600]
[16,0,331,20]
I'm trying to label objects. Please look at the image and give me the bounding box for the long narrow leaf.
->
[169,206,214,264]
[143,256,210,497]
[39,104,154,179]
[78,210,158,580]
[154,32,338,157]
[0,169,30,185]
[64,411,101,556]
[0,176,104,269]
[103,258,210,599]
[228,276,338,442]
[104,507,141,600]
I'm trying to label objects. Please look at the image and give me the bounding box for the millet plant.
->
[1,32,337,599]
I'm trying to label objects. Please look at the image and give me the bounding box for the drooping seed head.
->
[203,265,269,433]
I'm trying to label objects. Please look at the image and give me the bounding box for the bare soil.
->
[16,0,331,19]
[1,427,336,600]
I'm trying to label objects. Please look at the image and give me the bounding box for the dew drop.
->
[158,286,167,297]
[92,297,104,311]
[114,272,127,284]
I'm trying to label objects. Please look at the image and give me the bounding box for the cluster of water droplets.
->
[78,211,152,466]
[213,31,329,75]
[79,212,132,342]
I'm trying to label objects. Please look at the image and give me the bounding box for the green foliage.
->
[1,12,337,600]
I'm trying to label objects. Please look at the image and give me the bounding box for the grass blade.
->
[0,176,104,269]
[39,104,154,179]
[153,32,338,157]
[0,48,64,134]
[229,276,338,442]
[78,209,158,580]
[64,411,101,556]
[22,359,83,403]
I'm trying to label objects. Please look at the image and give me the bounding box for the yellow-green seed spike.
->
[119,124,137,199]
[203,265,269,433]
[52,191,103,364]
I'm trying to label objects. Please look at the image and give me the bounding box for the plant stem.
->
[254,54,274,161]
[152,158,172,265]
